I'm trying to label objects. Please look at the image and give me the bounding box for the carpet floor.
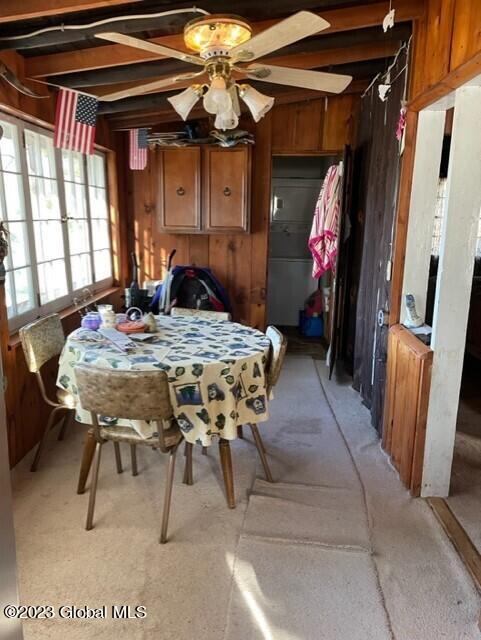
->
[11,356,480,639]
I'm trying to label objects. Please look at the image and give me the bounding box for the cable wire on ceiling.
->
[361,36,412,99]
[0,7,210,41]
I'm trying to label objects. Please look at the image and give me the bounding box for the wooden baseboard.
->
[427,497,481,593]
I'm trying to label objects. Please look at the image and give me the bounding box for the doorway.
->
[266,155,338,358]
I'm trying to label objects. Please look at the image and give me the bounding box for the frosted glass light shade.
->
[167,85,202,121]
[214,107,239,131]
[239,84,274,122]
[203,76,232,115]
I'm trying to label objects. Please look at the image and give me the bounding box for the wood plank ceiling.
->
[0,0,419,128]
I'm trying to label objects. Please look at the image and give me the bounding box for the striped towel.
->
[308,164,342,278]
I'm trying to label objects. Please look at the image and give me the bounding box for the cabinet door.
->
[158,148,201,232]
[203,147,251,233]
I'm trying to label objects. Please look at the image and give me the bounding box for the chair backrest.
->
[171,307,232,321]
[20,313,65,373]
[74,365,173,422]
[266,326,287,392]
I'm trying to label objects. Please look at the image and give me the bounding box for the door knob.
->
[223,187,231,196]
[176,187,185,196]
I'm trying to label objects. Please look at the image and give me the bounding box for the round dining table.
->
[57,314,272,507]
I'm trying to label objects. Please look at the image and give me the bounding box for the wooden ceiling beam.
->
[0,0,142,23]
[90,40,398,99]
[26,0,423,77]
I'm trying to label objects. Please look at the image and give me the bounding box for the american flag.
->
[54,89,98,155]
[129,128,148,170]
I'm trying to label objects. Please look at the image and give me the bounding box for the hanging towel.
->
[308,164,342,278]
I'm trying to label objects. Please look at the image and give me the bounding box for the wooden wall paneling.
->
[249,114,272,329]
[188,236,209,267]
[272,100,323,153]
[450,0,481,70]
[322,94,357,151]
[419,0,456,92]
[382,325,433,495]
[410,351,433,495]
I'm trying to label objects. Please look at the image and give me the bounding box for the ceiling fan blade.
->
[246,64,352,94]
[99,71,205,102]
[95,32,204,67]
[230,11,329,62]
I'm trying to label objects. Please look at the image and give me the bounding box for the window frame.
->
[0,111,113,332]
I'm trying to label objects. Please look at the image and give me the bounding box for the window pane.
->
[68,219,90,254]
[71,253,92,290]
[34,220,65,261]
[64,180,87,218]
[3,172,25,220]
[89,186,108,218]
[14,267,35,314]
[38,259,68,304]
[25,129,56,178]
[0,121,20,172]
[29,176,61,220]
[87,154,106,188]
[62,149,84,184]
[94,249,112,282]
[91,218,110,250]
[5,271,14,318]
[9,222,30,268]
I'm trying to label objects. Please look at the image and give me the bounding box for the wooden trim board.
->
[428,497,481,593]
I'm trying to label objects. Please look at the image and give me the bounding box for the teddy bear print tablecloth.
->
[57,315,271,445]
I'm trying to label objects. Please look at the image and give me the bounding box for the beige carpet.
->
[11,356,480,639]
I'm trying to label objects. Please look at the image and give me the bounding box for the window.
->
[0,113,112,330]
[432,177,481,258]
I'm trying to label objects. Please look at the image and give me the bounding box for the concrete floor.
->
[448,356,481,553]
[11,355,480,639]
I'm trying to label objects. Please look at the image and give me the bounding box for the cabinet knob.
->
[223,187,231,196]
[176,186,185,196]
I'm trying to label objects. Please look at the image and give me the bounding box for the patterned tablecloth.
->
[57,315,271,445]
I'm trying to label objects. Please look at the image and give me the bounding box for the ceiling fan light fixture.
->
[214,107,239,131]
[167,84,203,121]
[184,15,252,54]
[238,84,274,122]
[203,76,232,114]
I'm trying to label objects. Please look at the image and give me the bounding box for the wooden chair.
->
[171,307,232,321]
[19,313,75,472]
[74,365,183,543]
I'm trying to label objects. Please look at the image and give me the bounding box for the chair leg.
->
[249,423,274,483]
[237,425,244,439]
[114,442,123,474]
[57,411,70,441]
[130,445,138,476]
[86,442,103,531]
[77,428,96,494]
[160,445,179,544]
[183,442,193,485]
[218,438,236,509]
[30,406,64,472]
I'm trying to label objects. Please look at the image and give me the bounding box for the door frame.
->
[389,64,481,497]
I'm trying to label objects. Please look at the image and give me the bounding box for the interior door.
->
[328,145,353,378]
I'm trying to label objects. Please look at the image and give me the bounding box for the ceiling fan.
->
[95,11,353,129]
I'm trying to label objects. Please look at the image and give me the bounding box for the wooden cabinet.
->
[203,147,250,233]
[157,146,251,234]
[158,148,201,232]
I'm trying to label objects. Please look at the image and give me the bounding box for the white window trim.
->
[0,111,113,333]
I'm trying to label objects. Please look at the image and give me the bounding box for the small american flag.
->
[129,128,148,170]
[54,88,98,155]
